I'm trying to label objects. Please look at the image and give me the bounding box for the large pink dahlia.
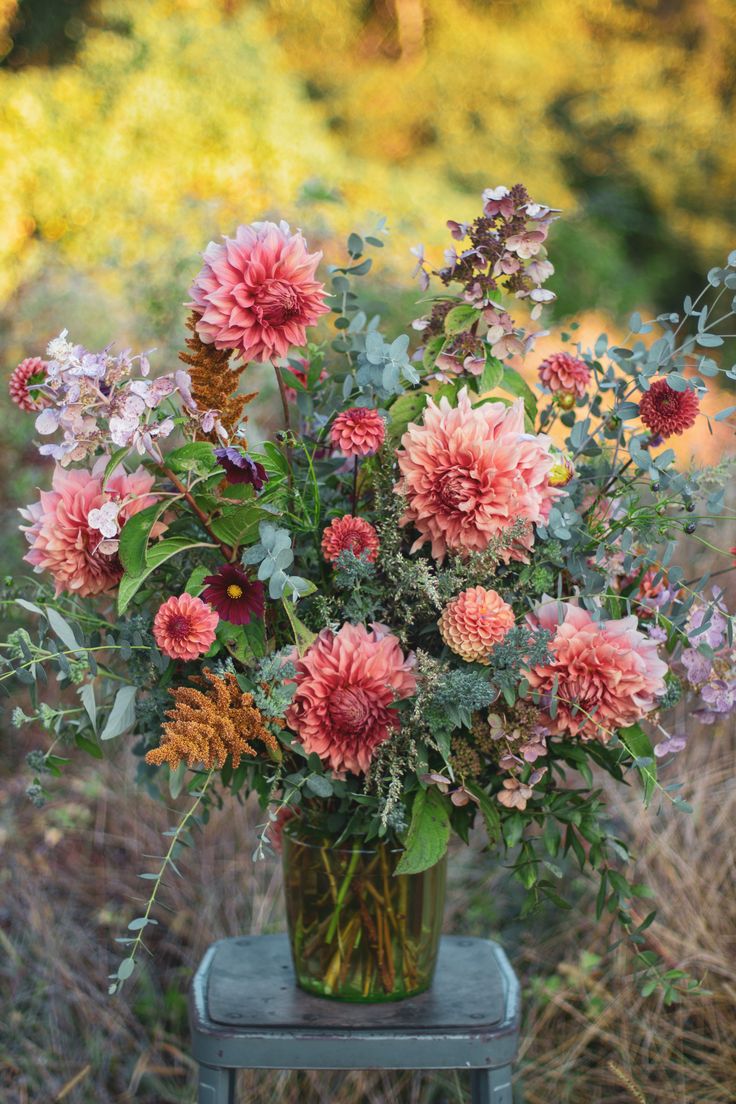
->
[285,623,417,775]
[395,388,562,562]
[188,220,330,363]
[525,599,667,742]
[20,462,157,597]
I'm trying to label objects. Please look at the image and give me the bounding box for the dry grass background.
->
[1,698,734,1104]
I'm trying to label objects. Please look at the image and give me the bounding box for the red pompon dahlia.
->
[153,593,219,661]
[321,515,380,564]
[9,357,48,412]
[329,407,386,457]
[439,586,515,664]
[201,564,265,626]
[285,623,417,774]
[538,352,591,398]
[639,378,699,438]
[188,221,330,362]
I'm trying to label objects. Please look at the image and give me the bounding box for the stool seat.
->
[189,933,521,1103]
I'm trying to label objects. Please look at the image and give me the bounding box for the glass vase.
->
[281,822,446,1002]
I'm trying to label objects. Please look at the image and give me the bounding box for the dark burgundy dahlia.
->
[201,565,265,625]
[639,379,699,439]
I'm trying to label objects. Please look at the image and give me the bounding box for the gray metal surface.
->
[189,934,521,1072]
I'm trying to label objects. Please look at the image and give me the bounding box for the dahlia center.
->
[226,583,244,599]
[168,614,192,641]
[436,473,472,511]
[328,687,374,735]
[257,280,302,326]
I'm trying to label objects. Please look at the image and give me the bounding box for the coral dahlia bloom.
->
[330,407,386,457]
[538,352,591,398]
[321,515,380,564]
[9,357,48,412]
[153,593,219,661]
[639,378,699,438]
[188,220,329,363]
[439,586,515,664]
[525,599,667,742]
[285,623,417,774]
[20,462,156,597]
[201,564,265,626]
[395,388,561,562]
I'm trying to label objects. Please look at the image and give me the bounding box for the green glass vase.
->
[282,822,447,1002]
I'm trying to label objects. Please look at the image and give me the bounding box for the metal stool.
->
[189,933,521,1103]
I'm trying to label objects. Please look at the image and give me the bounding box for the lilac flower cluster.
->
[680,589,736,723]
[33,331,205,464]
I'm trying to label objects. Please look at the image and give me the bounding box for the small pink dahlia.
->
[188,221,330,363]
[395,387,562,562]
[639,378,699,438]
[9,357,48,412]
[285,622,417,775]
[439,586,515,664]
[329,407,386,457]
[153,593,219,661]
[538,352,591,398]
[525,599,667,742]
[20,462,157,597]
[321,515,380,564]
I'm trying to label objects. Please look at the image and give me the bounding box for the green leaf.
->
[102,447,131,488]
[79,682,97,732]
[118,500,169,577]
[209,504,266,547]
[422,334,445,372]
[305,774,333,798]
[165,442,217,475]
[281,596,317,656]
[395,787,450,875]
[117,958,135,980]
[443,304,480,335]
[387,391,428,441]
[75,733,103,759]
[45,608,79,652]
[479,354,504,392]
[620,723,657,806]
[168,761,187,799]
[464,781,500,845]
[499,365,538,422]
[184,564,210,596]
[117,539,215,614]
[100,685,137,741]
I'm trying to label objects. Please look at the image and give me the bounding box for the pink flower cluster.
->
[20,461,157,597]
[188,221,330,363]
[285,623,416,774]
[395,388,561,562]
[526,600,667,742]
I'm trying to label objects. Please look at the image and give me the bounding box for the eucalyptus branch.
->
[110,769,215,994]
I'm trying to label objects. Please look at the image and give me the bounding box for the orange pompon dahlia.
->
[153,593,219,661]
[285,623,416,774]
[439,586,515,664]
[145,670,279,770]
[321,515,380,564]
[329,407,386,457]
[395,387,561,562]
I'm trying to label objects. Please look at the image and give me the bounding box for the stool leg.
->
[470,1066,513,1104]
[198,1063,235,1104]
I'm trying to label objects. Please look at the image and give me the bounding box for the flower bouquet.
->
[6,187,736,1004]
